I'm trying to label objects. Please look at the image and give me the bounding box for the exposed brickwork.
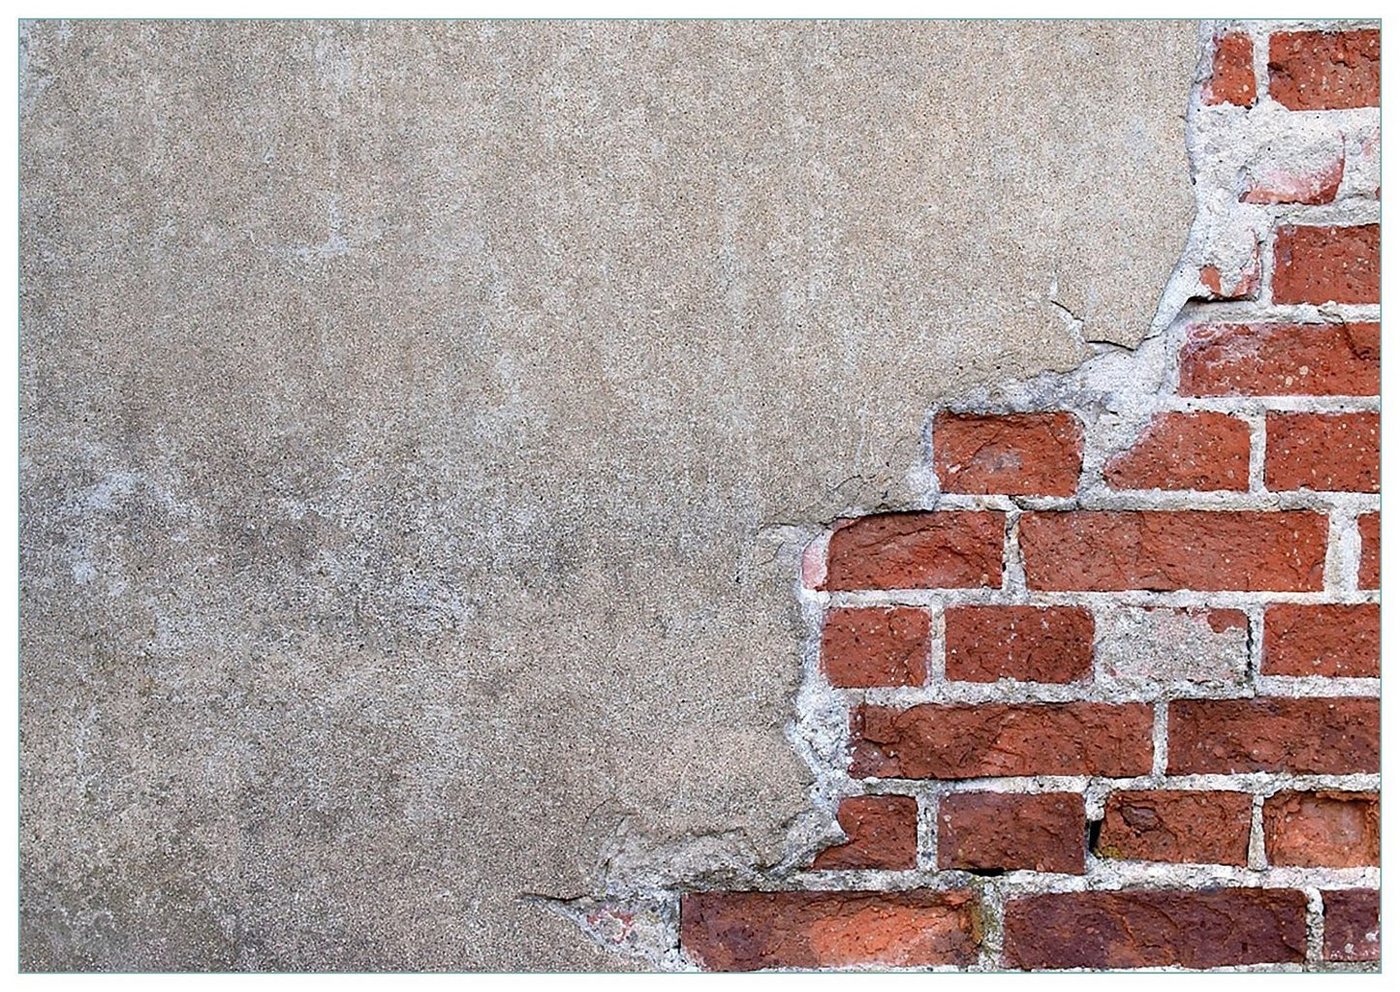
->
[1095,790,1252,866]
[1269,30,1380,110]
[1265,412,1378,492]
[1003,890,1307,969]
[1263,791,1379,867]
[1262,604,1379,677]
[1103,412,1250,491]
[1272,224,1380,305]
[1323,890,1380,962]
[812,795,918,870]
[938,792,1085,874]
[667,21,1379,974]
[820,607,930,688]
[932,411,1082,497]
[943,606,1092,683]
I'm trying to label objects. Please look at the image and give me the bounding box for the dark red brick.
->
[1104,412,1251,491]
[821,607,930,688]
[933,411,1082,497]
[1266,412,1378,492]
[680,890,980,971]
[1020,511,1328,592]
[822,512,1004,591]
[1273,225,1379,305]
[1168,697,1379,774]
[1003,889,1307,969]
[1178,323,1378,397]
[943,606,1092,684]
[1324,890,1380,962]
[1095,790,1252,866]
[812,795,918,871]
[1262,604,1379,677]
[1264,791,1379,867]
[938,792,1084,874]
[1358,512,1379,588]
[851,702,1153,780]
[1269,30,1380,110]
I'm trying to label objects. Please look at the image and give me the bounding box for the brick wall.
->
[675,21,1379,972]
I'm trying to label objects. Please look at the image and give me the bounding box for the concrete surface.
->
[19,19,1197,970]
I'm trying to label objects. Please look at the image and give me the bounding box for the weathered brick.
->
[1003,889,1307,969]
[1242,153,1344,205]
[938,792,1084,874]
[851,702,1152,780]
[1178,323,1379,397]
[822,512,1003,591]
[1097,607,1248,685]
[1324,890,1380,962]
[1104,412,1250,491]
[821,607,930,688]
[1266,412,1378,492]
[812,795,918,871]
[1204,31,1256,106]
[1273,224,1379,305]
[1020,511,1328,592]
[1358,512,1379,588]
[1262,604,1379,677]
[1263,791,1379,868]
[1095,790,1252,866]
[943,606,1092,684]
[679,890,980,971]
[932,411,1082,497]
[1269,30,1380,110]
[1168,697,1379,774]
[1198,261,1260,301]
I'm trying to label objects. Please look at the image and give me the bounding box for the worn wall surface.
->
[19,20,1197,970]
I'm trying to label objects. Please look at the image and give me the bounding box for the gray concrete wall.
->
[19,20,1198,970]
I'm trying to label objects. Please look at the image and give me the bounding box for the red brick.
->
[679,890,980,971]
[1269,30,1380,110]
[1273,224,1379,305]
[821,607,930,688]
[1095,790,1252,866]
[1178,323,1379,397]
[1266,412,1378,492]
[1243,153,1344,205]
[851,702,1152,780]
[938,792,1084,874]
[1262,604,1379,677]
[943,606,1092,684]
[1168,697,1379,774]
[933,412,1082,497]
[1020,511,1328,592]
[1205,31,1257,106]
[1324,890,1380,962]
[1104,412,1250,491]
[1264,791,1379,868]
[1358,512,1379,588]
[1003,889,1307,969]
[1198,261,1260,301]
[821,512,1003,591]
[812,795,918,871]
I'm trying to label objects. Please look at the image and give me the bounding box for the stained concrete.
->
[19,20,1198,970]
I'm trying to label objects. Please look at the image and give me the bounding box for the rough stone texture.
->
[1019,511,1329,592]
[932,412,1082,497]
[1103,412,1250,491]
[943,606,1093,684]
[1178,323,1379,397]
[1358,512,1380,588]
[1262,604,1379,677]
[1095,790,1252,865]
[1323,890,1380,962]
[821,512,1004,591]
[811,795,918,871]
[1262,791,1379,868]
[1265,412,1379,493]
[1096,607,1248,685]
[1269,30,1381,110]
[679,890,980,971]
[16,18,1202,971]
[1003,889,1308,970]
[1203,31,1255,106]
[851,702,1153,780]
[937,792,1085,874]
[1167,698,1380,775]
[820,607,930,689]
[1272,224,1380,306]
